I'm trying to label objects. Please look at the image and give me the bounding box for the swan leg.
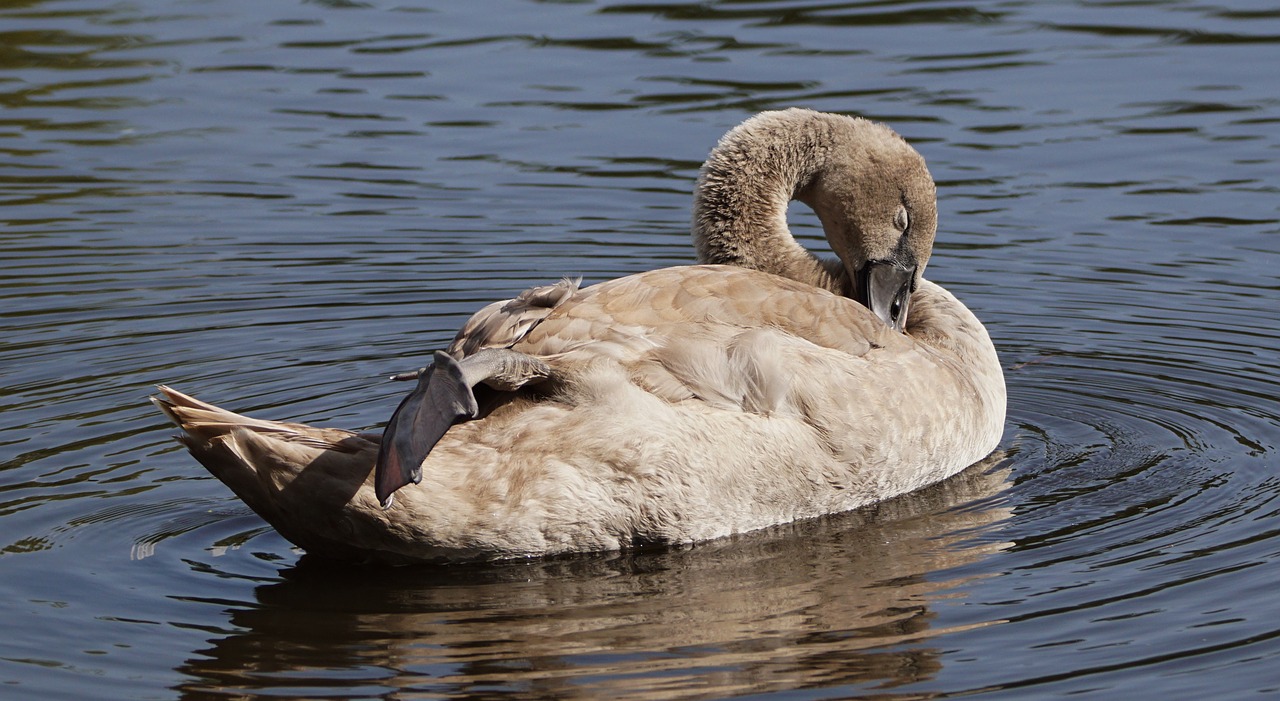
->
[374,349,551,507]
[460,347,553,392]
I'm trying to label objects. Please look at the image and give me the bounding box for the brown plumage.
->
[153,108,1006,564]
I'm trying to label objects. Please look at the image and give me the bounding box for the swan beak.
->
[374,351,479,508]
[854,260,915,333]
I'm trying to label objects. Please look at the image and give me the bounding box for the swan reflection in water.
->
[174,455,1012,699]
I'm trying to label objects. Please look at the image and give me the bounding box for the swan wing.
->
[376,264,897,504]
[447,277,580,357]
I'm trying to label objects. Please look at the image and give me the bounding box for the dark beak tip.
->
[855,260,916,333]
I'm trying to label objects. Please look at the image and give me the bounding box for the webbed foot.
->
[374,349,552,507]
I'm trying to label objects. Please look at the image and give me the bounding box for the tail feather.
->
[152,385,367,449]
[152,385,385,560]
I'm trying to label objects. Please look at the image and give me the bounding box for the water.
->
[1,0,1278,698]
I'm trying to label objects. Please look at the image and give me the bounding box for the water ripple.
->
[1,0,1279,698]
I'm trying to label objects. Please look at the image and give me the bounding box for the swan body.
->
[154,109,1005,564]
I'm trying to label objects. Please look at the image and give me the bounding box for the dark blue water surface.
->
[2,1,1278,698]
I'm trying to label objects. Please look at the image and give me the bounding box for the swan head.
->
[796,116,938,333]
[693,108,938,333]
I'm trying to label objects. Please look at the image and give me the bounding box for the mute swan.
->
[154,108,1005,564]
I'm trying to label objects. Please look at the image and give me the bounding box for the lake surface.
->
[2,0,1278,698]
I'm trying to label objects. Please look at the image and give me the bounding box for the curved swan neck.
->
[693,109,850,294]
[691,108,937,308]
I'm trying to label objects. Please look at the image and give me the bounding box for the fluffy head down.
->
[693,108,937,293]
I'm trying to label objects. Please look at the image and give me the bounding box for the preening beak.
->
[854,260,916,333]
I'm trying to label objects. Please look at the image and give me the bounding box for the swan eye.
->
[894,207,910,232]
